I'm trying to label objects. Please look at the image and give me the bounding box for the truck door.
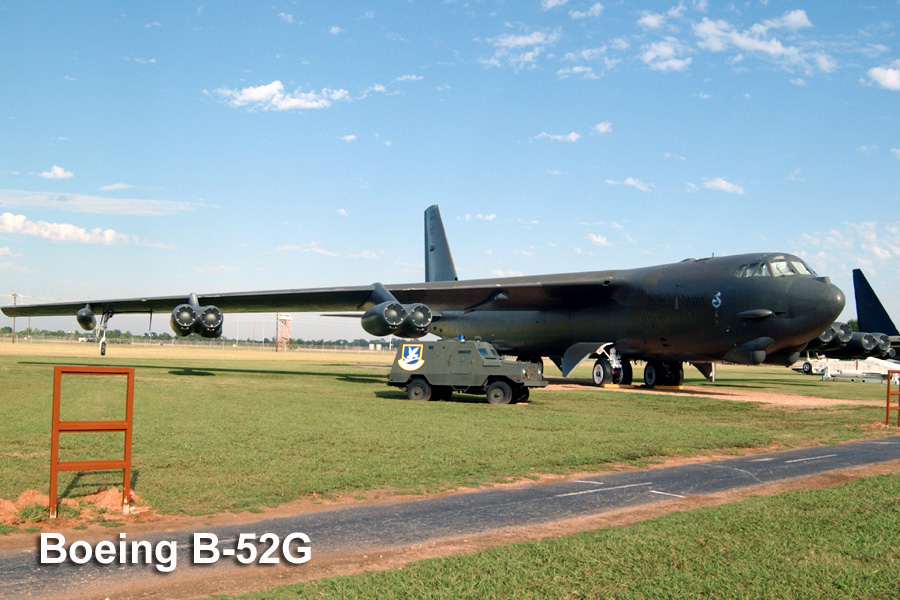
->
[450,349,475,374]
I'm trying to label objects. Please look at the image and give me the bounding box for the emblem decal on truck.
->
[398,344,425,371]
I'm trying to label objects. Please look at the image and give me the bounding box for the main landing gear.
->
[642,361,684,387]
[591,346,633,386]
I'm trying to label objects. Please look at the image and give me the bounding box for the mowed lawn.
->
[0,342,894,517]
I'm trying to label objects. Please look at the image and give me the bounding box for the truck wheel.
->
[513,387,530,403]
[407,379,432,401]
[486,381,513,405]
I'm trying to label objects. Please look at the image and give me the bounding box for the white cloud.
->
[210,81,349,111]
[637,12,665,29]
[891,148,900,159]
[476,213,496,221]
[305,242,339,257]
[340,135,357,142]
[329,26,343,35]
[100,183,134,191]
[278,13,295,24]
[483,29,561,70]
[0,189,199,216]
[337,208,348,216]
[587,233,612,246]
[557,66,598,79]
[40,165,73,179]
[693,11,833,74]
[702,177,745,194]
[0,246,22,257]
[594,122,612,134]
[395,74,423,82]
[607,178,652,192]
[641,38,692,72]
[535,131,580,142]
[1,212,135,245]
[569,3,603,19]
[868,60,900,91]
[541,0,567,10]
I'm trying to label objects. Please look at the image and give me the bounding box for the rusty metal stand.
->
[887,370,900,427]
[49,366,134,519]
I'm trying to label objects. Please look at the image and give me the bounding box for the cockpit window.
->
[791,260,814,276]
[752,262,771,277]
[770,260,794,277]
[734,257,818,278]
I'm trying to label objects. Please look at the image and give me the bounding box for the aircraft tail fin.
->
[424,205,458,282]
[853,269,899,335]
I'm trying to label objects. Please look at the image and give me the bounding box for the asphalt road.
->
[2,435,899,599]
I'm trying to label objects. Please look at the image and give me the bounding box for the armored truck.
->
[387,339,547,404]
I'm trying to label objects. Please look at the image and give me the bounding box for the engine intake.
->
[361,301,408,337]
[76,306,96,330]
[170,302,223,338]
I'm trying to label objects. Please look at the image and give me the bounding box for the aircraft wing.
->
[1,272,624,318]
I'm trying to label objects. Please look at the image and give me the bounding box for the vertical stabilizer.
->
[853,269,899,335]
[424,205,458,282]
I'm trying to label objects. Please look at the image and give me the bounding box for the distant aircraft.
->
[800,269,897,365]
[1,206,846,387]
[854,268,899,348]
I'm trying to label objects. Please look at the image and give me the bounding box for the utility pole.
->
[10,293,17,344]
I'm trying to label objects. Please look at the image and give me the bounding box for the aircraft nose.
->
[788,276,845,327]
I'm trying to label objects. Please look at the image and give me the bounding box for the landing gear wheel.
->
[801,361,813,375]
[645,361,683,387]
[100,339,107,357]
[592,357,612,386]
[644,361,660,387]
[612,360,633,385]
[407,379,432,401]
[486,381,513,405]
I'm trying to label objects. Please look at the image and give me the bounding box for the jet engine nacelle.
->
[361,301,408,337]
[171,304,199,337]
[76,307,96,330]
[196,305,224,338]
[395,303,433,338]
[170,303,223,338]
[824,331,877,359]
[360,301,433,338]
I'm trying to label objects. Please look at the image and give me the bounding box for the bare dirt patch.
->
[545,377,885,408]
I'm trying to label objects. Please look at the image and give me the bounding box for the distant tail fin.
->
[424,205,458,282]
[853,269,899,335]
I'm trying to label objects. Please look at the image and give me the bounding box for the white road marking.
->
[649,490,686,498]
[784,454,837,464]
[555,482,652,498]
[749,457,776,462]
[573,480,605,486]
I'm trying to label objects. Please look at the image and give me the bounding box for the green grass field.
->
[0,342,893,519]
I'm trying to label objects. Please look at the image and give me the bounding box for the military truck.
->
[387,339,547,404]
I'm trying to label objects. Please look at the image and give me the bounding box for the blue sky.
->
[2,1,899,340]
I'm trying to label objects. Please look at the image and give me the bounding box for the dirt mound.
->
[0,487,150,526]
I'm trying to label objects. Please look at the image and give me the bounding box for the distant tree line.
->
[0,326,394,348]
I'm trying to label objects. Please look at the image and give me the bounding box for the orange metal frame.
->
[49,365,134,519]
[887,370,900,428]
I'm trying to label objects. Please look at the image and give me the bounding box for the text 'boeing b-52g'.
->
[1,206,845,387]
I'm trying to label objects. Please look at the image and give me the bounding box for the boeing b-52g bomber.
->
[2,206,845,387]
